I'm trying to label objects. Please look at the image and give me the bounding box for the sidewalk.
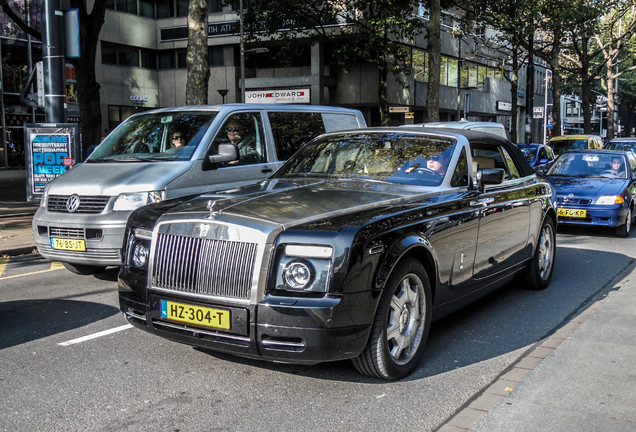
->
[1,167,636,431]
[441,268,636,431]
[0,168,39,257]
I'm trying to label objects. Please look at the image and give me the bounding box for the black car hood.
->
[159,178,439,228]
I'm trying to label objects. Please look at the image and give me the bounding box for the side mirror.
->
[207,143,239,165]
[475,168,505,192]
[538,158,549,164]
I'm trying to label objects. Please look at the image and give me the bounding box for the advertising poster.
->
[24,123,80,202]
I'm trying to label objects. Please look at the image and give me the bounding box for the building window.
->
[447,58,458,87]
[158,51,175,69]
[440,57,448,86]
[208,46,224,66]
[101,42,157,69]
[413,49,427,83]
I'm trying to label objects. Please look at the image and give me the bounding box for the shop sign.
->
[497,101,512,111]
[245,89,310,104]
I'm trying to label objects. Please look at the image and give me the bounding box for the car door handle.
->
[261,166,274,174]
[470,197,495,206]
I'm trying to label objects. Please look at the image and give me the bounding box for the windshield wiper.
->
[112,156,158,162]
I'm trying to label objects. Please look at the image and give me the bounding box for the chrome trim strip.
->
[153,320,250,343]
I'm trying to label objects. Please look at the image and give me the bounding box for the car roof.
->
[608,137,636,142]
[549,134,601,140]
[408,121,504,129]
[128,103,363,115]
[559,148,629,157]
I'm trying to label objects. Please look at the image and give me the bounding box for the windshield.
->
[546,152,627,179]
[519,146,537,163]
[87,111,217,162]
[605,141,636,152]
[274,132,456,187]
[549,139,588,155]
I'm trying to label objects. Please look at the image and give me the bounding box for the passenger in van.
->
[170,129,188,148]
[224,120,260,163]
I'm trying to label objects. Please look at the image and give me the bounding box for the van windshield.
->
[86,111,217,162]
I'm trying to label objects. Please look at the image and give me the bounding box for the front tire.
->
[62,262,106,275]
[525,217,556,290]
[352,258,432,380]
[616,207,632,238]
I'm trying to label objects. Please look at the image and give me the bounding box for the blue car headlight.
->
[596,195,624,205]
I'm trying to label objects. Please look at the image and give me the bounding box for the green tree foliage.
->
[243,0,426,125]
[461,0,539,142]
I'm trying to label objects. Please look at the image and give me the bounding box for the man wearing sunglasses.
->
[223,119,261,164]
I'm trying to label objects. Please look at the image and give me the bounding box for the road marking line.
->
[58,324,133,346]
[0,260,65,280]
[0,257,8,278]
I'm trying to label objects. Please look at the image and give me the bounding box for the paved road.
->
[1,227,634,431]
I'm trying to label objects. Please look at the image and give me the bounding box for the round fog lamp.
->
[132,242,149,267]
[283,261,313,290]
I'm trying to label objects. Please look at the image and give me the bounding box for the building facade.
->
[1,0,551,164]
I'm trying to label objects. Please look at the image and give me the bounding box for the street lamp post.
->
[217,89,228,104]
[543,70,552,145]
[239,0,245,103]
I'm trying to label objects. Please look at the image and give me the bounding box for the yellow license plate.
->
[160,300,231,330]
[50,238,86,251]
[557,208,587,218]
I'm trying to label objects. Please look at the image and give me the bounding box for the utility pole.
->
[42,0,66,123]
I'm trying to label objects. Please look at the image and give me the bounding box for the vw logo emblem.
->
[66,194,81,212]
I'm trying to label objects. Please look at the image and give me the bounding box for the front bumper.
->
[556,204,628,228]
[32,206,129,266]
[118,268,373,364]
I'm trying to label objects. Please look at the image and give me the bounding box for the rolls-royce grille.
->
[47,195,110,213]
[151,233,257,300]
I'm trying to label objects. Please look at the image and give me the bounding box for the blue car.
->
[518,143,556,168]
[545,149,636,237]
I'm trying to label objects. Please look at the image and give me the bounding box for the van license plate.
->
[160,300,231,330]
[51,238,86,251]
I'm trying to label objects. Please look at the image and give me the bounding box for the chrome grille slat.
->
[152,232,257,300]
[49,227,85,238]
[47,195,110,213]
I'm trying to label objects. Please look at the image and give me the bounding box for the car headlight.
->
[128,228,152,269]
[113,191,163,211]
[596,195,624,205]
[275,245,333,293]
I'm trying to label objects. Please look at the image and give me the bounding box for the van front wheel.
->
[62,262,106,275]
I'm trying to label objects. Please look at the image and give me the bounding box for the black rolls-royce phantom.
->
[118,128,556,380]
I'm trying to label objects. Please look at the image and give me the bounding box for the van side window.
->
[215,113,266,165]
[268,112,327,161]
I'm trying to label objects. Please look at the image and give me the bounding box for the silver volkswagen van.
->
[33,104,366,274]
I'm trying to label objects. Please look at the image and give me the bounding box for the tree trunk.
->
[70,1,107,156]
[426,0,441,122]
[186,0,209,105]
[378,58,390,126]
